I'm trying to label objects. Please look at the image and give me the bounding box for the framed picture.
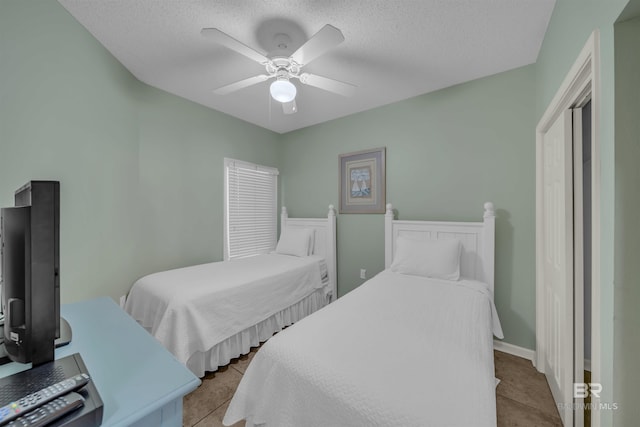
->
[339,147,386,214]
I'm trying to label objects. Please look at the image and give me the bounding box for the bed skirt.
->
[185,287,330,377]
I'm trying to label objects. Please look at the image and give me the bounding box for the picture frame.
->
[339,147,386,214]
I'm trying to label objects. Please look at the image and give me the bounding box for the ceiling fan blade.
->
[290,24,344,66]
[213,74,270,95]
[201,28,270,64]
[282,100,297,115]
[299,73,356,97]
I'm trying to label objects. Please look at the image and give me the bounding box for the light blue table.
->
[0,297,201,426]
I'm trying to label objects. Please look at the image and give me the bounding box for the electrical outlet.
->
[360,269,366,279]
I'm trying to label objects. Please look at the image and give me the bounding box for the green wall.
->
[0,0,280,304]
[135,84,281,275]
[535,0,628,424]
[614,11,640,425]
[280,65,537,350]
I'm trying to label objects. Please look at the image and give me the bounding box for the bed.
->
[223,202,503,427]
[124,205,337,378]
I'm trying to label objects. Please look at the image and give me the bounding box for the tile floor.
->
[183,348,563,427]
[494,350,563,426]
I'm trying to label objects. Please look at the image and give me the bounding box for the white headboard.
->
[384,202,496,295]
[281,205,337,300]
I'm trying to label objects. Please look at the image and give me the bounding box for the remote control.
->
[5,392,85,427]
[0,373,90,426]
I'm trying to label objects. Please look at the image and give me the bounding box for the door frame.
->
[535,30,601,426]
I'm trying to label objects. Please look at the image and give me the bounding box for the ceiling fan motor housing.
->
[266,57,300,80]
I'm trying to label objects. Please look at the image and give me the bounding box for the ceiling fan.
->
[201,24,356,114]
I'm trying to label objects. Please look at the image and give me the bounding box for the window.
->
[224,158,278,260]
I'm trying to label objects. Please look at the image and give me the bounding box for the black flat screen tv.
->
[0,181,69,366]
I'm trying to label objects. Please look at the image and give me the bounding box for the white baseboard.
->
[493,339,535,361]
[493,341,593,372]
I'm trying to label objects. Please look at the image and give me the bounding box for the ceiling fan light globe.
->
[270,80,297,103]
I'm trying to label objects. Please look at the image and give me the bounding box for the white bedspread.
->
[124,254,326,365]
[224,270,503,427]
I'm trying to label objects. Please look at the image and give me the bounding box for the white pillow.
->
[390,236,462,280]
[275,228,312,257]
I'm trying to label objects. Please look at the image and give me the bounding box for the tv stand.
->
[0,317,72,366]
[0,344,9,366]
[55,317,72,347]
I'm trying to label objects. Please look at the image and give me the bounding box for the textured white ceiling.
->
[58,0,555,134]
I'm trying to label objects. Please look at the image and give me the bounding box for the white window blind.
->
[224,158,278,260]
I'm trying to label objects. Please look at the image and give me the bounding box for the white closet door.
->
[542,109,574,426]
